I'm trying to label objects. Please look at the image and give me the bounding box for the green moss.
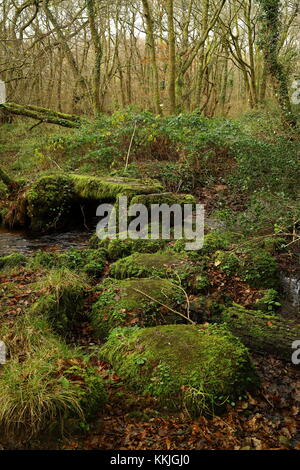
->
[214,246,278,289]
[26,175,74,231]
[202,231,241,255]
[0,253,27,270]
[214,304,297,360]
[31,248,106,278]
[129,192,196,209]
[109,250,198,289]
[100,324,258,414]
[107,238,166,261]
[30,268,87,331]
[91,278,186,339]
[71,175,163,200]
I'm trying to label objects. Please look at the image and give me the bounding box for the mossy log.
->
[215,305,300,362]
[0,103,83,128]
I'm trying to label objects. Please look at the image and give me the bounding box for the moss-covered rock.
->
[109,250,199,291]
[100,324,258,414]
[91,278,186,338]
[26,175,74,231]
[129,192,196,209]
[71,175,163,200]
[99,237,167,261]
[0,253,27,270]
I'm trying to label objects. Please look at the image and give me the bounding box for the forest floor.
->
[1,111,300,450]
[0,263,299,451]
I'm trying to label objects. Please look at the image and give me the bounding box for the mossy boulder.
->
[96,236,166,261]
[71,175,163,200]
[109,250,199,291]
[129,192,196,209]
[26,175,74,231]
[0,253,27,270]
[100,324,258,414]
[91,278,186,339]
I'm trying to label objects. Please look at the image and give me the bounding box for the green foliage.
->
[31,248,106,278]
[202,231,241,255]
[254,289,281,312]
[100,324,258,414]
[214,246,278,289]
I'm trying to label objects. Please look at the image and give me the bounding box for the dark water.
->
[0,227,92,257]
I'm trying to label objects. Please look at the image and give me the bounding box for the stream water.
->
[0,227,92,257]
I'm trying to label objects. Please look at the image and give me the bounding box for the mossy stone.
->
[71,175,163,201]
[109,250,197,288]
[91,278,186,338]
[26,175,74,231]
[100,324,258,414]
[129,192,196,209]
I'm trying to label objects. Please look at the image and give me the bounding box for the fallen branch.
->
[0,103,84,128]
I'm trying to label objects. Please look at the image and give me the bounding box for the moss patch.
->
[26,175,74,231]
[109,250,199,291]
[100,324,258,414]
[71,175,163,200]
[31,248,106,278]
[129,192,196,209]
[91,278,186,339]
[214,247,278,289]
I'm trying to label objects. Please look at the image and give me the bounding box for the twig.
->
[124,120,137,172]
[133,288,195,325]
